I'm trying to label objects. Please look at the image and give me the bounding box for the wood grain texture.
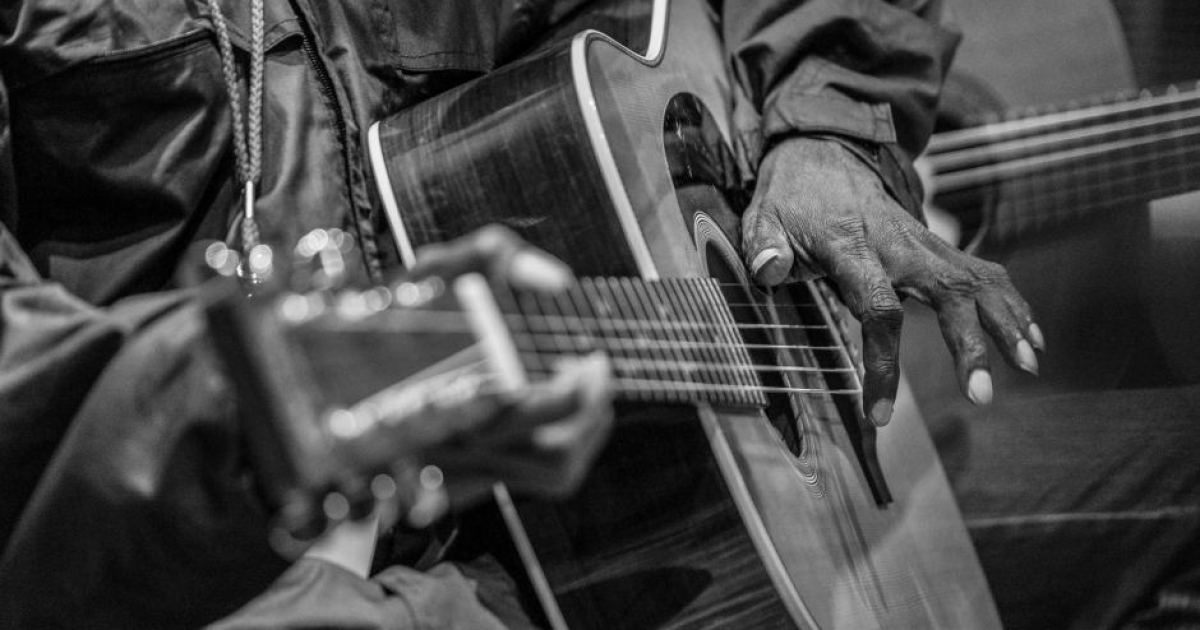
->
[371,1,999,627]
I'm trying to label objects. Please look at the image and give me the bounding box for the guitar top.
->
[364,0,1000,628]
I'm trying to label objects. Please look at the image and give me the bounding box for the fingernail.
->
[1028,323,1045,351]
[868,398,894,427]
[1016,339,1039,375]
[750,249,781,279]
[967,369,993,405]
[511,250,573,291]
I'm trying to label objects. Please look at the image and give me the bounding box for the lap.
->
[928,384,1200,629]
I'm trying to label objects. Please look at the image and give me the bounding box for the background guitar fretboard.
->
[928,82,1200,243]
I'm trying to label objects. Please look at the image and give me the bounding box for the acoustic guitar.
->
[355,0,999,628]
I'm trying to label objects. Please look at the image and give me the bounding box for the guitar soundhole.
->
[664,92,894,503]
[704,243,805,456]
[663,92,814,457]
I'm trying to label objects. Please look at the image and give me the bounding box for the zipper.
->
[289,2,384,283]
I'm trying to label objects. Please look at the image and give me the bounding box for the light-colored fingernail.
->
[1028,323,1045,351]
[967,369,993,405]
[750,248,781,278]
[869,398,894,427]
[1016,339,1039,375]
[510,250,573,291]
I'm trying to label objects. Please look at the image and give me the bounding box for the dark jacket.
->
[0,0,958,626]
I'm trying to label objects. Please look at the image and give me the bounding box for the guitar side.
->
[368,1,999,627]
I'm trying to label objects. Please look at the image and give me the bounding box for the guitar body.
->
[370,1,998,627]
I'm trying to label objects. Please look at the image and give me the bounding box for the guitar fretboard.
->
[494,277,859,408]
[929,82,1200,243]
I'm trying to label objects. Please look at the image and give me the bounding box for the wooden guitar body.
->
[369,1,998,627]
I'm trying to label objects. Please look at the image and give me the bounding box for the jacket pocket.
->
[6,14,298,304]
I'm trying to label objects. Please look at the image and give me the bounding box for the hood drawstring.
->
[207,0,266,281]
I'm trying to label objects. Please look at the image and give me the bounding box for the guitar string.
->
[517,372,862,397]
[927,106,1200,171]
[1005,145,1200,207]
[934,124,1200,193]
[926,85,1200,153]
[307,314,856,388]
[722,301,823,309]
[518,335,846,352]
[515,352,856,376]
[330,309,838,334]
[958,151,1200,231]
[989,175,1200,235]
[940,144,1200,215]
[516,313,832,331]
[507,295,854,378]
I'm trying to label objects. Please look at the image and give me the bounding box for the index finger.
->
[822,248,903,427]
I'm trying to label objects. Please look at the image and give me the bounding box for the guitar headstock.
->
[202,231,525,551]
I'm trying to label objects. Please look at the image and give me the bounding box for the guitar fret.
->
[663,279,720,392]
[492,277,824,408]
[629,278,693,391]
[691,281,748,403]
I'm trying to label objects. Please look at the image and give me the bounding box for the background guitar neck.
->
[928,82,1200,244]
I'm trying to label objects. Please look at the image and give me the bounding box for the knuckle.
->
[971,259,1010,284]
[959,333,988,360]
[865,286,903,323]
[933,267,975,297]
[829,216,866,239]
[886,213,922,240]
[830,230,871,261]
[866,353,899,377]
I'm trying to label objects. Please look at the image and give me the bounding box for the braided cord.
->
[206,0,265,254]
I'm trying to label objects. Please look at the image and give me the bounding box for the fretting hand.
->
[741,137,1043,427]
[398,225,615,509]
[305,227,613,577]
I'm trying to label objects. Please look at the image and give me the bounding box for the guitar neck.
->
[487,277,863,408]
[929,82,1200,242]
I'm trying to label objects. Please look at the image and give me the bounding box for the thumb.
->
[742,201,794,287]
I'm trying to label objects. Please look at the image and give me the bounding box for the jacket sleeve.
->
[717,0,960,213]
[0,258,299,627]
